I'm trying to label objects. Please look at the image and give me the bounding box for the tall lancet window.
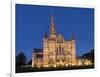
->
[62,47,64,55]
[56,46,65,55]
[59,45,62,55]
[56,47,59,55]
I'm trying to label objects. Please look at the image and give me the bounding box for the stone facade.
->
[32,15,77,68]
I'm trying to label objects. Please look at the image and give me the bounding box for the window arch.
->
[56,46,65,55]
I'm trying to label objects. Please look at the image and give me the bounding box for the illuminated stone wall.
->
[43,34,76,67]
[32,15,77,68]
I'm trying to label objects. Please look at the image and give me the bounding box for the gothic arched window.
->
[56,46,65,55]
[56,47,58,55]
[59,45,62,55]
[62,48,64,55]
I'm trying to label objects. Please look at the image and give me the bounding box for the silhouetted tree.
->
[27,59,32,65]
[81,49,94,63]
[16,52,27,67]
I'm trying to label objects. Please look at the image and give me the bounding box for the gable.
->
[57,34,64,43]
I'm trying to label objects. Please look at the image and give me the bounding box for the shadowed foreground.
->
[16,65,94,73]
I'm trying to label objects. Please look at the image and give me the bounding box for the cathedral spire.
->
[50,15,56,35]
[49,15,56,40]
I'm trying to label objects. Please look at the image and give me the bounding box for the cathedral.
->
[32,15,77,68]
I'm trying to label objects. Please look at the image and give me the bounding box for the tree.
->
[81,49,94,63]
[27,59,32,65]
[16,52,27,67]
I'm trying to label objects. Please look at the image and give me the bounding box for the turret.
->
[72,32,75,40]
[44,31,48,38]
[71,32,76,65]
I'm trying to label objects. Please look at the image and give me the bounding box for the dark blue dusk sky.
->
[16,4,94,61]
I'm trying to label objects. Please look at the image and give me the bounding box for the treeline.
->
[80,49,94,64]
[16,52,32,68]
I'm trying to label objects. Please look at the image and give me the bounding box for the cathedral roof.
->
[33,48,43,53]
